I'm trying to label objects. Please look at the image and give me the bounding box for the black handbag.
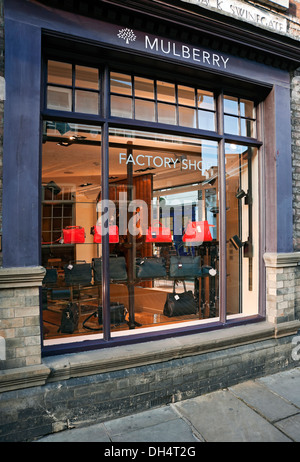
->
[92,256,127,282]
[98,302,126,325]
[136,257,167,279]
[64,261,92,286]
[58,302,79,334]
[163,282,198,317]
[169,255,202,278]
[42,268,58,285]
[83,302,127,331]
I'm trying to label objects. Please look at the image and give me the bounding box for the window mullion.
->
[217,91,227,325]
[101,65,111,341]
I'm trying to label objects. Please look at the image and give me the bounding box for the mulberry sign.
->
[116,29,231,70]
[144,36,230,69]
[180,0,287,33]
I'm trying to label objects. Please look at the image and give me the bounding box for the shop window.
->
[47,61,100,115]
[110,72,216,131]
[224,95,256,138]
[41,64,259,349]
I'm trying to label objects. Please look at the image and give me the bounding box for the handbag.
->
[163,282,198,317]
[62,226,85,244]
[92,256,127,282]
[90,225,119,244]
[83,302,127,331]
[58,302,79,334]
[169,255,202,278]
[182,221,214,244]
[145,222,172,243]
[98,302,126,325]
[136,257,167,279]
[42,268,58,285]
[64,261,92,286]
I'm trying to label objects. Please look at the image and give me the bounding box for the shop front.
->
[1,0,300,441]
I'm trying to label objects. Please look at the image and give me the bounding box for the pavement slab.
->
[258,369,300,408]
[173,390,292,442]
[229,380,299,422]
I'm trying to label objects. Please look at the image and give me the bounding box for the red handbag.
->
[146,222,172,243]
[182,221,214,243]
[63,226,86,244]
[91,225,119,244]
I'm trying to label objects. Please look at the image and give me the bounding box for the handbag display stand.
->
[63,261,95,325]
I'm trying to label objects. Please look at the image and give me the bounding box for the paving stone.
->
[229,380,299,422]
[174,390,291,442]
[275,414,300,442]
[258,368,300,408]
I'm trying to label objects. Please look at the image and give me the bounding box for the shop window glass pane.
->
[224,96,239,115]
[225,144,258,317]
[47,86,72,111]
[178,85,195,106]
[75,66,99,90]
[198,90,215,110]
[135,99,156,122]
[157,81,176,103]
[179,107,197,128]
[107,128,219,336]
[111,95,133,118]
[110,72,132,96]
[134,77,154,100]
[157,103,177,125]
[198,110,215,131]
[75,90,99,114]
[48,61,72,86]
[240,99,254,118]
[224,115,239,135]
[41,121,102,344]
[240,119,256,138]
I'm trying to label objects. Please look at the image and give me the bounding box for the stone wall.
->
[0,328,299,442]
[0,267,45,370]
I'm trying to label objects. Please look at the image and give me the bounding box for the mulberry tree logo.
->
[117,28,137,45]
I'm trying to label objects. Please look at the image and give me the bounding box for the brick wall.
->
[0,287,42,369]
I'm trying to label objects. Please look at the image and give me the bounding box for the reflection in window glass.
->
[198,90,215,111]
[178,85,195,106]
[225,144,258,317]
[241,118,256,138]
[135,99,156,122]
[110,72,132,95]
[48,61,72,86]
[111,95,133,118]
[198,110,215,131]
[158,103,177,125]
[135,77,154,99]
[47,86,72,111]
[179,107,197,128]
[108,128,219,334]
[41,121,102,344]
[75,66,99,90]
[224,115,239,135]
[157,81,176,103]
[240,99,254,118]
[224,96,239,115]
[75,90,99,114]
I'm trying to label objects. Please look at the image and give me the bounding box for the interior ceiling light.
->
[79,183,93,187]
[135,167,156,173]
[57,141,72,147]
[57,134,87,147]
[46,181,61,195]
